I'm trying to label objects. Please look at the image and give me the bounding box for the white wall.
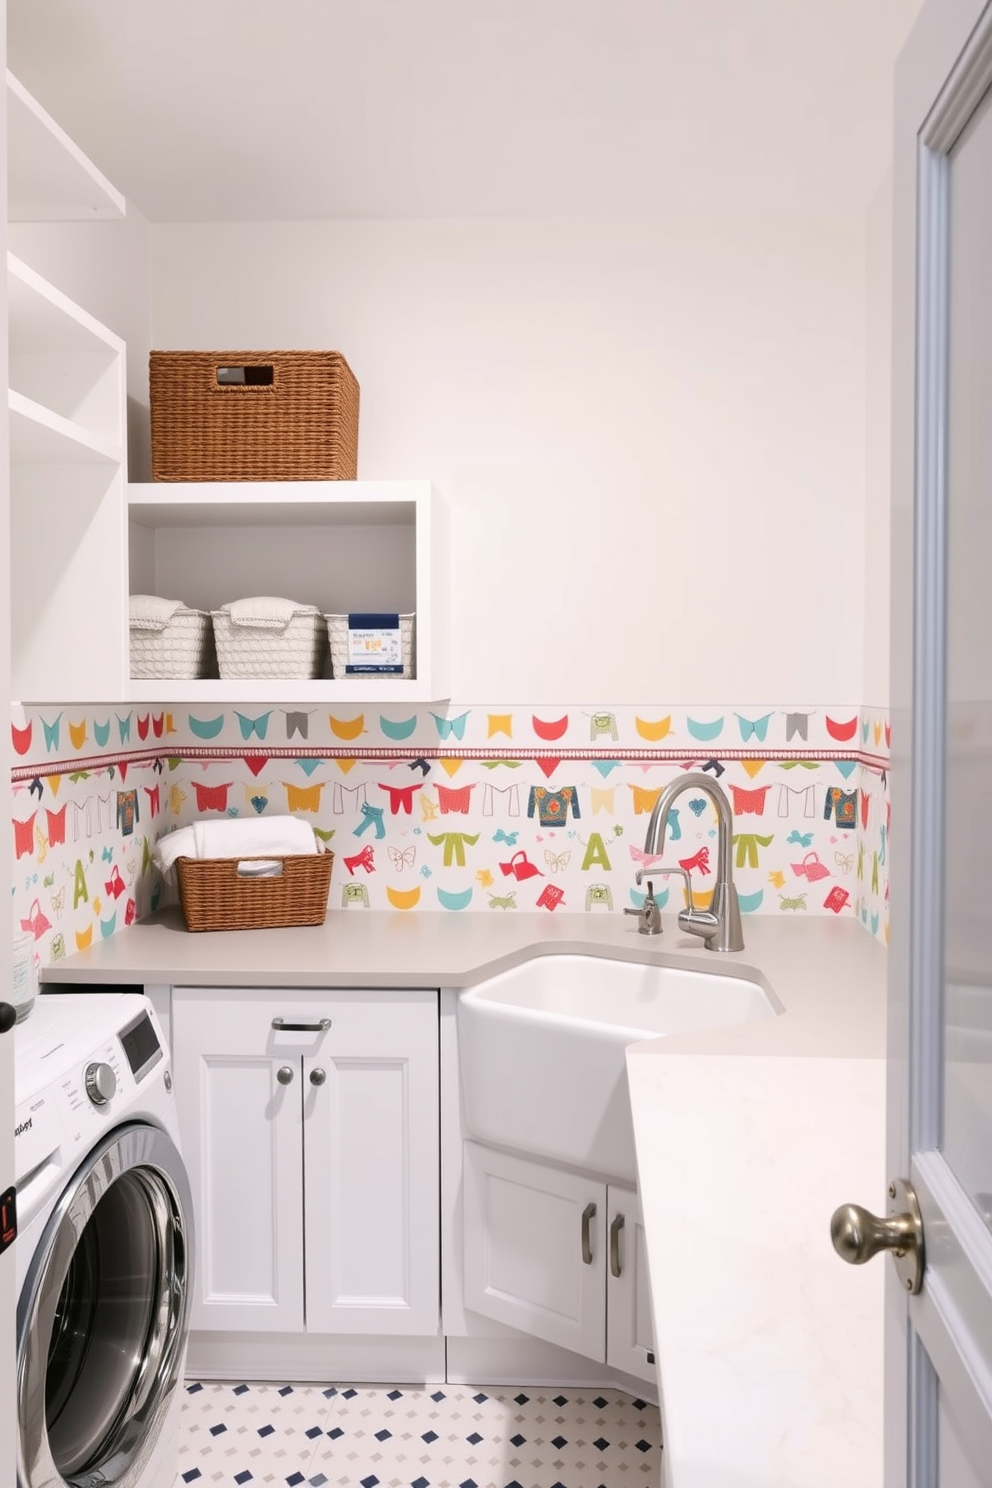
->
[864,174,893,708]
[151,213,867,706]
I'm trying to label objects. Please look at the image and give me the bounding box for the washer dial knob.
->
[84,1061,117,1106]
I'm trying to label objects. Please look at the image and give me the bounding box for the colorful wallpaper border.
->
[10,703,890,969]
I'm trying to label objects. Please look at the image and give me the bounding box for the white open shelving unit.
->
[7,70,128,704]
[7,68,451,707]
[127,478,450,703]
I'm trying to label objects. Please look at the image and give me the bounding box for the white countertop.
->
[43,908,886,1058]
[623,918,888,1488]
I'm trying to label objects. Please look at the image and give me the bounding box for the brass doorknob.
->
[830,1177,924,1294]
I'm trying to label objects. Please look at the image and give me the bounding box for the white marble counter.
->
[43,909,888,1486]
[625,919,887,1488]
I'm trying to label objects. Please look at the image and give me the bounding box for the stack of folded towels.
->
[153,815,320,879]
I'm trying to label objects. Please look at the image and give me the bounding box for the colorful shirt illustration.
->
[527,786,581,826]
[823,787,857,830]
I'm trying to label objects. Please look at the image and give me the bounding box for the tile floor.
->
[174,1380,662,1488]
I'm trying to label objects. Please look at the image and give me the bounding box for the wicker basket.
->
[213,600,328,679]
[326,613,415,679]
[129,600,215,679]
[176,852,334,931]
[149,349,360,482]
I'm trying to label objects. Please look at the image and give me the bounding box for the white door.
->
[172,990,305,1332]
[303,990,440,1336]
[882,0,992,1478]
[462,1141,607,1361]
[1,11,14,1472]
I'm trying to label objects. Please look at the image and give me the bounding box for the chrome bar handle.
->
[610,1212,625,1278]
[271,1017,331,1032]
[581,1201,597,1265]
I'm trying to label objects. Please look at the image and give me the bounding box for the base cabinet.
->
[462,1141,656,1386]
[172,987,440,1338]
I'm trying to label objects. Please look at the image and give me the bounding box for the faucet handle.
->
[624,879,663,935]
[635,864,694,911]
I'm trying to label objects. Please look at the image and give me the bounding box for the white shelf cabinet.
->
[127,478,450,703]
[6,68,452,706]
[6,72,128,703]
[172,986,441,1340]
[462,1141,656,1386]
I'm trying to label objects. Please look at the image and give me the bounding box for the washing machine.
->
[13,991,194,1488]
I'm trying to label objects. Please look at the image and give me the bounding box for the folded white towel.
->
[191,816,318,861]
[152,816,318,877]
[129,594,186,631]
[152,825,196,875]
[221,596,317,629]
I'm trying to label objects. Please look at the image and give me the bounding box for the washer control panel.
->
[13,994,171,1199]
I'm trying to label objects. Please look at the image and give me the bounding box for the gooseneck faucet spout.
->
[641,772,744,952]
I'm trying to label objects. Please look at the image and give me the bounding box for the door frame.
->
[888,1,992,1481]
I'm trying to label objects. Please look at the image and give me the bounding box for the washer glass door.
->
[17,1122,193,1487]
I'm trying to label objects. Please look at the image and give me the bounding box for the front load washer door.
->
[17,1122,193,1488]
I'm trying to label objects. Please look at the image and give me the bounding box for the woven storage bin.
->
[176,852,334,931]
[326,613,415,679]
[149,349,360,481]
[129,600,215,679]
[213,600,328,679]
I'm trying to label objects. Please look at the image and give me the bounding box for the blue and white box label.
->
[346,612,403,674]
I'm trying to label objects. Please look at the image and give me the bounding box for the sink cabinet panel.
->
[605,1181,656,1382]
[172,987,440,1339]
[463,1141,606,1361]
[462,1141,656,1385]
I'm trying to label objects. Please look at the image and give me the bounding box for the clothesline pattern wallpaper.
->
[10,702,890,968]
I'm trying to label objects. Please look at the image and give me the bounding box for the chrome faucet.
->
[637,772,744,952]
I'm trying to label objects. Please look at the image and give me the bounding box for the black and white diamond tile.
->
[175,1381,662,1488]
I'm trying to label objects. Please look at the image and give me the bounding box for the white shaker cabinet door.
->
[172,992,305,1333]
[463,1141,607,1363]
[303,990,440,1336]
[605,1182,657,1387]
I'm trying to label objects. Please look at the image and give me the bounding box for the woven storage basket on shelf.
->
[326,613,415,680]
[176,852,334,931]
[129,600,215,679]
[149,349,360,481]
[212,600,328,680]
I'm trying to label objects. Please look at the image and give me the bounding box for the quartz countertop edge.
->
[41,909,887,1060]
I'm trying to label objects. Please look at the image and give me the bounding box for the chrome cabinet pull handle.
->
[271,1017,331,1032]
[610,1212,625,1278]
[581,1201,597,1265]
[309,1068,327,1087]
[276,1065,295,1085]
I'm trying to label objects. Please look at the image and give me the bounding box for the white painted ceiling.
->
[8,0,923,222]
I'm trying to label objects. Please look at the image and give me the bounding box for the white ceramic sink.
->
[457,952,775,1182]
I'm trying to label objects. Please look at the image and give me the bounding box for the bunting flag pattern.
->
[9,701,890,961]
